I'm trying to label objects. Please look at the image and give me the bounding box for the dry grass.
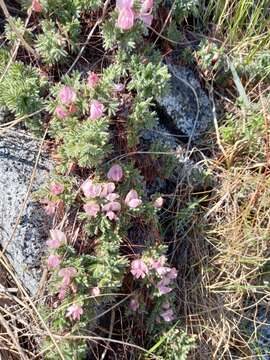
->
[170,101,270,359]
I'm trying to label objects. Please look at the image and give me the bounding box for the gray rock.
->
[0,130,52,295]
[157,64,213,140]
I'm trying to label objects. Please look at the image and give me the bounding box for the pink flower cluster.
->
[116,0,154,30]
[159,302,175,322]
[46,229,66,249]
[87,72,99,88]
[50,182,64,196]
[150,256,178,295]
[130,255,178,321]
[41,199,59,216]
[54,79,105,121]
[58,266,77,300]
[90,100,104,120]
[55,86,77,119]
[66,303,83,321]
[81,165,142,221]
[32,0,43,12]
[131,259,148,279]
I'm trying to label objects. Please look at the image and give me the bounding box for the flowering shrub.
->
[0,0,197,358]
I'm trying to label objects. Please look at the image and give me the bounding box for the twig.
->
[152,0,176,47]
[0,0,37,59]
[0,11,32,83]
[66,0,111,75]
[0,312,29,360]
[100,309,115,360]
[0,108,45,134]
[259,85,270,174]
[208,80,227,162]
[0,256,66,360]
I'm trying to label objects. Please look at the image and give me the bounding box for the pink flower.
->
[47,254,61,269]
[55,105,68,119]
[83,202,100,218]
[137,0,154,26]
[43,200,57,216]
[59,86,76,105]
[114,83,125,92]
[107,164,123,182]
[58,267,77,278]
[131,259,148,279]
[106,193,120,202]
[125,190,142,208]
[102,201,121,213]
[50,182,64,196]
[167,267,178,280]
[156,266,171,276]
[129,298,139,311]
[156,275,174,294]
[106,211,118,221]
[100,183,115,197]
[90,100,104,120]
[46,238,61,249]
[139,13,153,26]
[141,0,153,13]
[91,287,100,297]
[66,304,83,321]
[87,72,99,88]
[102,201,121,221]
[46,229,66,249]
[160,308,174,322]
[81,180,102,198]
[154,197,163,209]
[58,286,67,300]
[116,0,133,8]
[156,282,172,295]
[50,229,66,243]
[32,0,43,12]
[117,7,134,30]
[59,267,77,286]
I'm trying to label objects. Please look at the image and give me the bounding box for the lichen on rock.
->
[0,130,52,295]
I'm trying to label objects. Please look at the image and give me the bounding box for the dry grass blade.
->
[0,313,29,360]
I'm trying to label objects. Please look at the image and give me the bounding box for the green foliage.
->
[163,0,198,23]
[165,21,182,45]
[28,0,104,65]
[220,108,266,160]
[91,229,128,290]
[234,51,270,82]
[0,49,46,134]
[40,0,103,14]
[149,141,178,179]
[5,17,31,44]
[35,20,69,64]
[128,56,170,99]
[125,55,170,146]
[195,40,225,77]
[147,327,196,360]
[45,339,87,360]
[57,118,112,170]
[127,97,157,147]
